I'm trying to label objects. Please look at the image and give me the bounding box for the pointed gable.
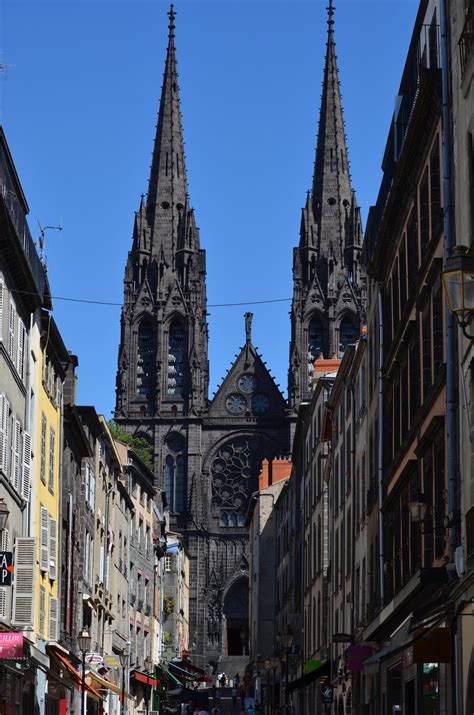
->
[209,315,286,420]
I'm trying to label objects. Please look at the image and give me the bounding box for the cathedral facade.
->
[115,2,365,669]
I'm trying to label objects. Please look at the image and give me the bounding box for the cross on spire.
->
[168,3,176,37]
[327,0,335,28]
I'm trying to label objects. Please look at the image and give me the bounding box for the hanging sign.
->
[0,633,24,659]
[0,552,13,586]
[321,684,333,704]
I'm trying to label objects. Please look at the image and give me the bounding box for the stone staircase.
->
[217,654,249,687]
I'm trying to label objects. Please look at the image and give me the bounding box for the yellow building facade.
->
[34,312,69,645]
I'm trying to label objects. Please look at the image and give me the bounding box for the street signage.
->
[103,655,121,668]
[0,552,13,586]
[321,685,333,704]
[332,632,352,643]
[0,633,23,659]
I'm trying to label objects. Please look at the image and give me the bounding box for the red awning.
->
[181,659,205,675]
[132,671,158,687]
[51,651,104,700]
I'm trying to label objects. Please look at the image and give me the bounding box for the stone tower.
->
[116,6,289,670]
[288,0,366,411]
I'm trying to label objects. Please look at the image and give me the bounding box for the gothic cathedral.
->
[115,2,365,669]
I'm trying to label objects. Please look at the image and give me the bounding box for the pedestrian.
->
[239,685,245,710]
[234,672,240,687]
[219,672,226,688]
[231,686,238,708]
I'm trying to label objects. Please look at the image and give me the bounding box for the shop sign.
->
[346,645,373,672]
[0,632,23,659]
[0,552,13,586]
[85,652,103,665]
[103,655,121,668]
[321,685,333,704]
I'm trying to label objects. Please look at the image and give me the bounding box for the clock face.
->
[225,393,247,415]
[238,374,258,394]
[251,393,270,415]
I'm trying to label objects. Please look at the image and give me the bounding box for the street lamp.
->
[441,245,474,338]
[408,493,428,524]
[0,498,10,530]
[119,647,129,715]
[144,657,153,715]
[77,630,91,715]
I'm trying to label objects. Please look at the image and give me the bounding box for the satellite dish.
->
[455,545,465,579]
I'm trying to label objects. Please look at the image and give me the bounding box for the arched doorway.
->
[223,577,249,656]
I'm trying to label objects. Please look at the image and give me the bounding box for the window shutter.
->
[39,587,45,637]
[0,394,5,473]
[0,587,6,618]
[40,506,49,572]
[12,420,21,493]
[48,427,55,493]
[21,432,31,501]
[8,302,15,361]
[40,414,47,484]
[12,537,36,626]
[17,318,25,380]
[90,470,95,510]
[48,595,58,642]
[49,516,57,581]
[1,528,9,551]
[0,280,3,342]
[1,396,9,474]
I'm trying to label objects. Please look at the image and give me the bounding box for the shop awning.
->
[169,661,203,681]
[132,670,158,687]
[181,658,205,675]
[87,670,122,695]
[51,651,104,700]
[287,660,330,693]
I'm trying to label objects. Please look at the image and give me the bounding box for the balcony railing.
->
[0,148,45,299]
[459,2,473,77]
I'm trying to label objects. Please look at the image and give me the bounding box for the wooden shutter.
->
[12,420,21,493]
[12,537,36,626]
[39,586,45,637]
[90,470,95,510]
[17,318,25,380]
[0,587,6,618]
[21,432,31,501]
[1,528,9,551]
[40,414,47,484]
[49,516,57,581]
[8,302,15,361]
[0,394,5,473]
[48,595,59,642]
[40,506,49,572]
[48,427,55,493]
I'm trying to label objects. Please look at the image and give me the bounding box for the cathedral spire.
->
[311,0,353,266]
[147,3,189,264]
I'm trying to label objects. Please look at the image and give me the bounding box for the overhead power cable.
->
[10,287,292,309]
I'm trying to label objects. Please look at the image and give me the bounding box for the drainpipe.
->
[440,0,457,549]
[377,288,385,606]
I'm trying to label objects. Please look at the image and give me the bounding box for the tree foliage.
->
[108,420,154,471]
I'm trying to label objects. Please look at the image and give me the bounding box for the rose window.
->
[211,438,268,527]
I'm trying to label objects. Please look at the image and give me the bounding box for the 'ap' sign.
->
[0,552,13,586]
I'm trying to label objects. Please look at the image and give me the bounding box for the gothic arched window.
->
[167,320,185,395]
[339,316,357,353]
[137,318,154,400]
[164,433,186,513]
[308,317,324,363]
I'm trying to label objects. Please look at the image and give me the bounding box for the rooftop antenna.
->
[37,221,63,265]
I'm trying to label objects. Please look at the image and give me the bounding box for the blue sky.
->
[1,0,417,417]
